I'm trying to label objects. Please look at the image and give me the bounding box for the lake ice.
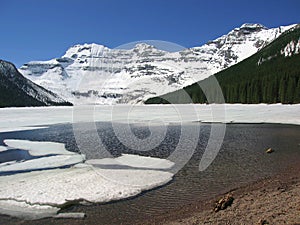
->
[0,104,299,219]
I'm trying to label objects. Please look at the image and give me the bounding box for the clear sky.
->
[1,0,299,67]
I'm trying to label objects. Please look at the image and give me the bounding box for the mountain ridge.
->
[19,23,296,105]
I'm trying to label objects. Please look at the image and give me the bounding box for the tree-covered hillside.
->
[145,25,300,104]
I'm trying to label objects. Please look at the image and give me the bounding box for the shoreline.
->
[144,162,300,225]
[0,122,299,224]
[1,162,299,225]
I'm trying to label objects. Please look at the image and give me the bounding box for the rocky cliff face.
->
[0,60,71,107]
[19,23,296,104]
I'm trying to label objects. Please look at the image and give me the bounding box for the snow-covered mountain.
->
[0,60,71,107]
[19,23,296,105]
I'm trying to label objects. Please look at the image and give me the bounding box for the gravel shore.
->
[146,163,300,225]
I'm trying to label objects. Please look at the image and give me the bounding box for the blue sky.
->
[1,0,299,67]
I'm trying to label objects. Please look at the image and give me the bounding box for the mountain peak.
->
[240,23,267,30]
[63,43,108,58]
[134,43,156,51]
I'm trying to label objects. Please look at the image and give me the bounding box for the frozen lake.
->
[0,104,300,133]
[0,122,300,224]
[0,104,299,221]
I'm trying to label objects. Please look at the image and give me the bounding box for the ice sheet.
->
[53,212,85,219]
[0,106,72,132]
[0,126,48,133]
[0,137,174,219]
[0,104,299,134]
[0,104,299,219]
[87,154,174,169]
[0,161,17,168]
[0,200,59,220]
[0,163,173,218]
[0,146,9,152]
[0,154,85,172]
[3,139,75,156]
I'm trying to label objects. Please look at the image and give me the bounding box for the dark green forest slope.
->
[145,25,300,104]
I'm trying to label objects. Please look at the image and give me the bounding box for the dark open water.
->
[0,123,299,224]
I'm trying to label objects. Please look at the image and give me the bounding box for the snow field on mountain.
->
[19,24,297,104]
